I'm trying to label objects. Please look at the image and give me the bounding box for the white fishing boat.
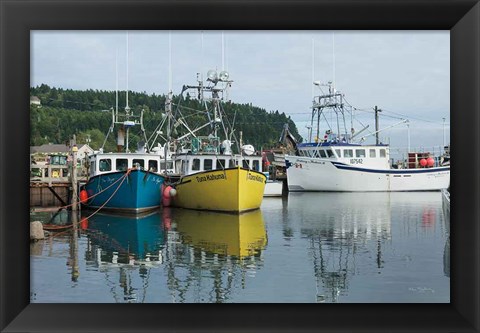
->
[286,82,450,192]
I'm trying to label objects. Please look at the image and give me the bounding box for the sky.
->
[31,30,450,156]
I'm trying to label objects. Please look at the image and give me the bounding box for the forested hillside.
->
[30,84,301,152]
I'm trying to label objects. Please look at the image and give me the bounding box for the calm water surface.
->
[30,192,450,303]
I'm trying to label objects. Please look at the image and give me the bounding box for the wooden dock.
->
[30,164,86,208]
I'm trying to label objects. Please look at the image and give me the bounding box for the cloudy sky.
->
[31,30,450,155]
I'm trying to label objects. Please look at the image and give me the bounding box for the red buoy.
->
[419,158,427,167]
[79,189,88,203]
[80,218,89,230]
[162,185,176,207]
[427,157,435,167]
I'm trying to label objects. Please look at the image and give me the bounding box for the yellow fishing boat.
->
[174,208,267,257]
[161,70,267,213]
[173,163,266,213]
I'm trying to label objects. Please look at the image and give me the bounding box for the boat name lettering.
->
[248,174,265,183]
[350,158,363,165]
[196,173,226,182]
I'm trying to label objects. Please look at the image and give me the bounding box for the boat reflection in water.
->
[82,211,166,264]
[79,208,267,303]
[287,192,448,303]
[164,208,267,302]
[81,211,166,303]
[173,209,267,258]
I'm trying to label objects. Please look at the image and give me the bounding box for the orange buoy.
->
[419,158,427,167]
[162,185,176,207]
[80,218,89,230]
[427,157,435,167]
[79,189,88,203]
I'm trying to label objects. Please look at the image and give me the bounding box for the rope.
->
[47,169,133,238]
[55,168,132,211]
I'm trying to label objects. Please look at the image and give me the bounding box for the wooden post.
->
[71,135,78,212]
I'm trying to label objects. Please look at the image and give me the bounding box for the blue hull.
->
[83,170,164,213]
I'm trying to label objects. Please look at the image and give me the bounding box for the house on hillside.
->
[77,144,94,161]
[30,96,41,107]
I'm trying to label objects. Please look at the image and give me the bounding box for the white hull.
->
[286,155,450,192]
[263,180,283,197]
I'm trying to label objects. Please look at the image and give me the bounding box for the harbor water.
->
[30,192,450,303]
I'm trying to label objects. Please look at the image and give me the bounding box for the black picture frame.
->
[1,0,479,332]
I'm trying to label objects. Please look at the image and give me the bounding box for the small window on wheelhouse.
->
[369,149,376,158]
[204,159,213,170]
[99,159,112,172]
[116,159,128,171]
[344,149,353,158]
[132,159,144,169]
[380,149,386,158]
[216,159,226,169]
[318,150,327,158]
[230,160,236,168]
[192,159,201,171]
[148,160,158,172]
[335,149,342,158]
[253,160,260,171]
[326,149,334,158]
[90,161,96,175]
[356,149,366,158]
[242,160,250,169]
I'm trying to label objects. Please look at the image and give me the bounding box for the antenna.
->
[222,31,225,71]
[126,31,130,112]
[115,48,119,121]
[332,32,336,92]
[168,31,172,93]
[201,31,204,82]
[312,38,315,101]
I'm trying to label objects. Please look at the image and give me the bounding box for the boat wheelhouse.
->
[89,152,174,176]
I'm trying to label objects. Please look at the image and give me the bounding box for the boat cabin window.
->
[192,158,201,171]
[229,160,235,168]
[217,159,226,169]
[116,159,128,171]
[326,149,334,158]
[335,149,342,158]
[133,159,144,169]
[99,159,112,172]
[160,161,173,171]
[90,161,96,176]
[204,159,213,170]
[242,160,250,169]
[356,149,366,158]
[148,160,158,172]
[380,149,386,158]
[369,149,376,158]
[318,150,327,158]
[344,149,353,158]
[253,160,260,171]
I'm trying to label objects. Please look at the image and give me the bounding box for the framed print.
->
[1,0,479,332]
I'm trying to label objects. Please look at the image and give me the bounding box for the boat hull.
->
[264,180,283,197]
[83,169,164,213]
[286,156,450,192]
[172,167,266,213]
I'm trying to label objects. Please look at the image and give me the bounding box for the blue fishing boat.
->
[82,152,166,213]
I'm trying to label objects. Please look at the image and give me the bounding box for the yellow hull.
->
[174,209,267,257]
[173,167,266,213]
